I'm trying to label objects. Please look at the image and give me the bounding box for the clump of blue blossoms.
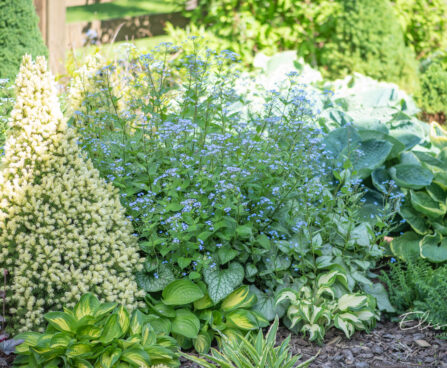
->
[68,42,400,297]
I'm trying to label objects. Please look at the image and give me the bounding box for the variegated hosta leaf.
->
[316,286,335,299]
[275,289,298,305]
[334,315,356,338]
[301,323,325,342]
[337,293,368,311]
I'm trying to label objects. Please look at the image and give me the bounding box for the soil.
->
[0,352,14,367]
[180,321,447,368]
[420,111,446,125]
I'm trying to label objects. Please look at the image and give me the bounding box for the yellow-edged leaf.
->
[44,312,77,333]
[221,286,257,312]
[74,293,100,320]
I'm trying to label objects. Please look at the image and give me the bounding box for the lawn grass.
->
[66,0,180,23]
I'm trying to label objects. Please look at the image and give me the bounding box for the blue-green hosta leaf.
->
[391,232,421,262]
[399,200,430,235]
[389,164,433,189]
[162,279,204,306]
[324,126,361,160]
[135,265,175,292]
[203,262,244,304]
[357,130,405,159]
[351,139,393,179]
[426,182,447,204]
[420,233,447,263]
[411,190,446,218]
[413,151,445,173]
[371,167,391,194]
[434,171,447,191]
[172,309,200,339]
[433,221,447,236]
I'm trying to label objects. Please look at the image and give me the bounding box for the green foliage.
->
[380,259,447,329]
[316,0,419,91]
[276,270,379,343]
[181,317,317,368]
[13,293,180,367]
[417,52,447,114]
[68,43,396,306]
[0,79,13,152]
[182,0,419,91]
[143,282,268,354]
[0,0,47,81]
[393,0,447,59]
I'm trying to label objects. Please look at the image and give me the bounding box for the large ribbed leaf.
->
[162,279,204,306]
[389,164,433,189]
[323,126,361,159]
[411,190,446,218]
[420,233,447,263]
[172,309,200,339]
[351,139,393,179]
[399,200,429,235]
[390,232,421,262]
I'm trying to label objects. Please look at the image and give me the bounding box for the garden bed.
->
[181,322,447,368]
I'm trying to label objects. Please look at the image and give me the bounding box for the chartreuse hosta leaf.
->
[193,331,212,354]
[44,312,77,334]
[172,309,200,339]
[162,279,205,306]
[220,285,257,312]
[225,309,259,330]
[74,293,100,320]
[14,294,180,368]
[193,294,214,310]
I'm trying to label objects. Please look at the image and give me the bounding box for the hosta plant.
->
[181,317,317,368]
[143,280,268,354]
[13,293,179,368]
[276,270,379,343]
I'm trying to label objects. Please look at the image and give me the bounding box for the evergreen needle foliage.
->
[0,0,47,81]
[0,56,144,333]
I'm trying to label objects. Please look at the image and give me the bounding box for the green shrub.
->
[417,53,447,114]
[183,0,419,91]
[0,0,47,81]
[14,293,179,367]
[0,55,144,333]
[317,0,419,91]
[380,259,447,329]
[393,0,447,59]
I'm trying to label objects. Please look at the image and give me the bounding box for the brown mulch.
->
[181,321,447,368]
[0,352,14,367]
[419,111,446,125]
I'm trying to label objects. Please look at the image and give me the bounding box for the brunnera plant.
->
[69,42,398,308]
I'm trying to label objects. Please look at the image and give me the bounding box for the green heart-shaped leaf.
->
[204,262,244,304]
